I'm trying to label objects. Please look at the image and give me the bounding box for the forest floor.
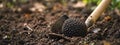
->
[0,0,120,45]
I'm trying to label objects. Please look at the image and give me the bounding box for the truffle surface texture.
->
[62,18,87,37]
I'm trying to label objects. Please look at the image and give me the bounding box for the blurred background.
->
[0,0,120,13]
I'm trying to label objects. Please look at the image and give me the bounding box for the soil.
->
[0,1,120,45]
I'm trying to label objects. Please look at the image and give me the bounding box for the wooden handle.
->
[85,0,112,27]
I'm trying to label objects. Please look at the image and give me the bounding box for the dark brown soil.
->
[0,1,120,45]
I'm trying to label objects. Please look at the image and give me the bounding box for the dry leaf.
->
[104,16,111,21]
[103,40,111,45]
[30,2,46,12]
[72,1,86,8]
[0,3,3,8]
[53,3,63,11]
[84,44,88,45]
[24,14,31,19]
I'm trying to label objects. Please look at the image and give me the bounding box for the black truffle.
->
[51,15,69,34]
[62,18,87,37]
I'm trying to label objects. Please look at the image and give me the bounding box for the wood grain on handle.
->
[85,0,112,27]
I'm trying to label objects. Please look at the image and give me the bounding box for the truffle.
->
[51,15,69,34]
[62,18,87,37]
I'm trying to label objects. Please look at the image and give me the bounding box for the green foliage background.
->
[83,0,120,10]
